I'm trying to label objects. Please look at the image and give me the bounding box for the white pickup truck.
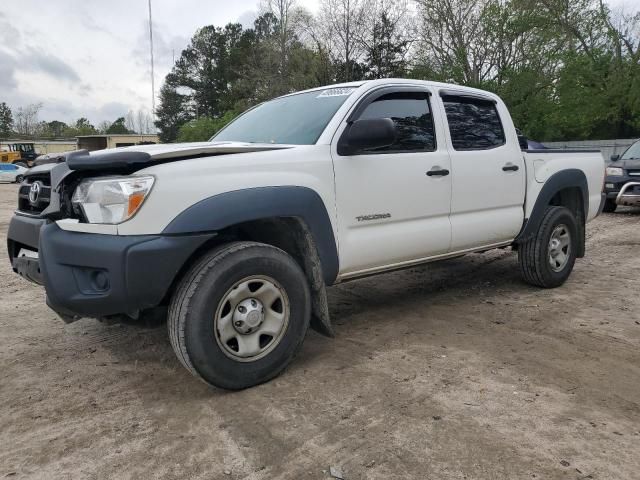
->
[8,79,605,389]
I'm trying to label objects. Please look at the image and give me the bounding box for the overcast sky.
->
[1,0,634,126]
[0,0,319,125]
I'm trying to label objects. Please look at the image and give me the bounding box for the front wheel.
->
[168,241,311,390]
[518,206,578,288]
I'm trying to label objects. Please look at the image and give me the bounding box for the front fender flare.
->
[163,186,339,285]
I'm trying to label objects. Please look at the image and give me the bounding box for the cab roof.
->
[279,78,502,103]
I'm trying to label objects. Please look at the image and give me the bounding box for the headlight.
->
[606,167,624,176]
[72,176,154,224]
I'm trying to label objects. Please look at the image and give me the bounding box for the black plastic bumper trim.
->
[37,223,215,319]
[8,214,45,250]
[13,255,43,285]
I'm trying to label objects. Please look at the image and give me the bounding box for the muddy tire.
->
[602,198,617,213]
[168,241,311,390]
[518,206,578,288]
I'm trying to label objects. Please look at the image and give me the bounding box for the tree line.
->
[0,102,155,141]
[156,0,640,143]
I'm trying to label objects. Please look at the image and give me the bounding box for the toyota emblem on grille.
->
[28,181,42,205]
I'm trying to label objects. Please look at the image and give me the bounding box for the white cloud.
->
[2,0,631,128]
[1,0,320,126]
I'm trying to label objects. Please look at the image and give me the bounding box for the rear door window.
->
[442,96,505,150]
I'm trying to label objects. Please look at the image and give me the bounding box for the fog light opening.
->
[91,270,110,292]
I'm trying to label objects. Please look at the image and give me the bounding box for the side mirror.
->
[517,133,529,150]
[610,154,620,162]
[338,118,396,155]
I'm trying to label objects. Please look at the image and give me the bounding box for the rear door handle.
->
[426,168,450,177]
[502,164,519,172]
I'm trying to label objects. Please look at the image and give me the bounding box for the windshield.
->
[621,140,640,160]
[211,87,357,144]
[16,144,34,152]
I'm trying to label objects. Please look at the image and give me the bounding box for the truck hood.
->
[39,141,295,172]
[610,158,640,170]
[110,141,293,160]
[26,142,298,220]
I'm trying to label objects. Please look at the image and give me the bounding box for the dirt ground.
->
[1,183,639,480]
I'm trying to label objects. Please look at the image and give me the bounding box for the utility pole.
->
[148,0,156,122]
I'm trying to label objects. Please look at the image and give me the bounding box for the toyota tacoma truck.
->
[7,79,606,390]
[602,139,640,212]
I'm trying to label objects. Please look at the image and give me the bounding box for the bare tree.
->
[539,0,640,62]
[144,112,154,134]
[414,0,569,86]
[135,110,154,134]
[264,0,297,79]
[97,120,111,134]
[124,111,136,133]
[13,103,43,137]
[414,0,489,84]
[358,0,415,78]
[608,4,640,61]
[316,0,370,81]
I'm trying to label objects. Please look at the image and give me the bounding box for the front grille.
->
[628,169,640,176]
[18,173,52,216]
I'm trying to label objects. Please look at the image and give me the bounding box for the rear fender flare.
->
[516,169,588,255]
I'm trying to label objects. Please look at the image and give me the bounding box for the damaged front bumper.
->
[8,214,215,323]
[8,214,46,285]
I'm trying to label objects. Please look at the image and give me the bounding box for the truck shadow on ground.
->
[62,237,640,448]
[326,250,519,326]
[91,250,528,395]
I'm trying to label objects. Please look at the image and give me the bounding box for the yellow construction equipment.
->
[0,142,38,167]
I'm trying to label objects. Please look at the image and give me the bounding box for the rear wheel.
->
[168,241,311,390]
[602,198,617,213]
[518,206,578,288]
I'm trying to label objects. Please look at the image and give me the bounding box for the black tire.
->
[168,241,311,390]
[602,198,617,213]
[518,206,578,288]
[15,175,24,184]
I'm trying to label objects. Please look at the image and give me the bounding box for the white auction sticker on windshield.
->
[317,87,356,98]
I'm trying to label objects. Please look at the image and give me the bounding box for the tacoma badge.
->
[356,213,391,222]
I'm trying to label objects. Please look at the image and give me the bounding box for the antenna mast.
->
[148,0,156,124]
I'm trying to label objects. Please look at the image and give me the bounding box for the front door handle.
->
[502,164,519,172]
[426,168,450,177]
